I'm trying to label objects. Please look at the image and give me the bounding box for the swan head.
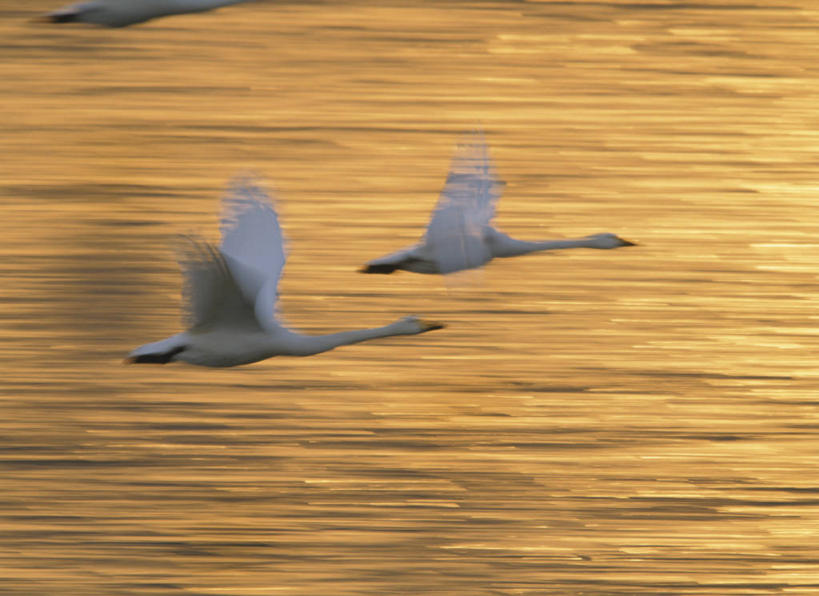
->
[583,233,637,249]
[392,315,446,335]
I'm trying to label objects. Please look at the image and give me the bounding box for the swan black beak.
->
[420,319,445,332]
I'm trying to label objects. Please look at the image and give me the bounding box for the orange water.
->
[3,1,819,593]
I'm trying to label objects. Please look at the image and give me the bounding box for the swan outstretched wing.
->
[219,177,287,331]
[177,235,255,330]
[424,130,505,274]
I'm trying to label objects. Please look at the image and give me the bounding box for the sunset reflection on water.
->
[3,1,819,594]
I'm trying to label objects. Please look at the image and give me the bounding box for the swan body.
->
[42,0,248,27]
[128,178,443,367]
[361,131,635,275]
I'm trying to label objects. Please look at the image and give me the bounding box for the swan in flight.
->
[361,131,635,275]
[128,178,444,367]
[40,0,249,27]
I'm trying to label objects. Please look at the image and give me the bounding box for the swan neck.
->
[532,238,593,251]
[285,324,398,356]
[493,236,591,258]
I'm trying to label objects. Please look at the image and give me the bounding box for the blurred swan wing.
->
[177,235,256,330]
[219,176,287,331]
[424,130,504,274]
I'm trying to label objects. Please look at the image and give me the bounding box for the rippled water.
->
[4,0,819,594]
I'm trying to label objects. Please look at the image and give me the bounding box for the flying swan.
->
[361,130,635,275]
[127,178,444,367]
[40,0,249,27]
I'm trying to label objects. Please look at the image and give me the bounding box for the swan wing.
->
[423,130,504,273]
[219,176,287,331]
[425,202,493,274]
[177,235,256,330]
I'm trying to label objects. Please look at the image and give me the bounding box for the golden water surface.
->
[3,0,819,593]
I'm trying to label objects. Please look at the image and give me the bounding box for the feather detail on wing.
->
[424,129,505,274]
[176,235,255,330]
[219,176,287,330]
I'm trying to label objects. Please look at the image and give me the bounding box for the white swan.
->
[127,178,444,367]
[41,0,249,27]
[361,131,635,275]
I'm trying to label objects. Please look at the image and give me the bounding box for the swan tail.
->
[39,2,115,26]
[126,335,188,365]
[44,11,80,23]
[360,245,430,274]
[360,263,398,274]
